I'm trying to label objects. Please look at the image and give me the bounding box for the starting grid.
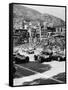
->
[15,64,64,84]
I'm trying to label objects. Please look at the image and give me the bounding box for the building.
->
[54,25,65,36]
[39,21,65,41]
[40,22,50,40]
[13,29,30,45]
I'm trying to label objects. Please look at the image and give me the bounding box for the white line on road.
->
[15,64,64,84]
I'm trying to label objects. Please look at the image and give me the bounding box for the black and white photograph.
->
[9,3,66,87]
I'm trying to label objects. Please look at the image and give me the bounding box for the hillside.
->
[13,5,42,21]
[13,4,65,28]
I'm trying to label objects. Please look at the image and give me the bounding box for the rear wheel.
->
[34,55,38,61]
[26,56,29,63]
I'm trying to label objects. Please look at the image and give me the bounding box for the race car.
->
[13,53,29,64]
[34,51,52,63]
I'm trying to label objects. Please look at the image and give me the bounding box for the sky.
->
[22,5,65,21]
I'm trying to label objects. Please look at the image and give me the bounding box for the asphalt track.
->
[14,61,65,86]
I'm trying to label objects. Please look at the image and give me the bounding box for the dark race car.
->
[13,53,29,64]
[34,51,53,63]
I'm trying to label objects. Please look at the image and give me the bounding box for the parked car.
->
[49,55,66,61]
[58,56,66,61]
